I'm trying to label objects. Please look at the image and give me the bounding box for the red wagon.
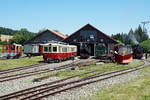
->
[2,43,22,59]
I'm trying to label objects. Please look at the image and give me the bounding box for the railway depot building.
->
[63,24,118,56]
[25,30,67,44]
[24,30,67,56]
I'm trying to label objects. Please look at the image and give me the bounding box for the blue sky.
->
[0,0,150,36]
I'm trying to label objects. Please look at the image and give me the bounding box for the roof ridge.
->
[50,30,67,39]
[63,24,118,43]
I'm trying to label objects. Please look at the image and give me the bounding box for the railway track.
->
[0,59,148,100]
[0,59,82,76]
[0,58,87,75]
[0,70,98,100]
[0,63,47,75]
[0,59,97,82]
[23,60,150,100]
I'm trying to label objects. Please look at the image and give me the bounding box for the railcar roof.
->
[13,43,22,46]
[2,43,22,46]
[41,43,70,46]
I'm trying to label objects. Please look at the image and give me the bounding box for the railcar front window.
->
[3,46,8,50]
[11,46,15,50]
[44,47,48,52]
[53,47,57,52]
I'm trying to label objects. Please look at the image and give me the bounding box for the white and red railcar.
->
[2,43,22,59]
[41,43,77,62]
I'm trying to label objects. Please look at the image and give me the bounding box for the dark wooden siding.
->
[63,24,118,56]
[63,24,118,44]
[25,31,64,44]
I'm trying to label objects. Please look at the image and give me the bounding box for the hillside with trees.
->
[0,27,18,35]
[0,27,36,45]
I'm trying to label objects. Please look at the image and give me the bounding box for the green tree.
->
[10,28,35,44]
[134,25,149,43]
[112,25,149,45]
[111,33,122,42]
[141,28,149,42]
[112,33,129,45]
[128,28,138,45]
[140,39,150,53]
[0,27,18,35]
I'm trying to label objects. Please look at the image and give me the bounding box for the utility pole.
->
[141,21,150,32]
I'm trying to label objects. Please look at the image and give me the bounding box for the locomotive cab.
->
[132,45,143,59]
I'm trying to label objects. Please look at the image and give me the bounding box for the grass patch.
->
[51,60,144,78]
[147,57,150,61]
[0,56,43,70]
[80,63,150,100]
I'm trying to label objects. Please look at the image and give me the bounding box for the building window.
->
[90,35,94,39]
[100,39,103,42]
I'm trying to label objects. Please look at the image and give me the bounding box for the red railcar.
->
[2,43,22,59]
[41,43,77,62]
[115,45,133,64]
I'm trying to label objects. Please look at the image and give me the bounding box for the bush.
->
[140,39,150,53]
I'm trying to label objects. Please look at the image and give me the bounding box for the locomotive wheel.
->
[44,59,48,63]
[13,54,21,59]
[47,59,51,63]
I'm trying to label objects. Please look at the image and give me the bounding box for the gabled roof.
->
[25,29,67,44]
[63,24,118,44]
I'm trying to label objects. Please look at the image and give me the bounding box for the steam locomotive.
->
[80,48,90,59]
[132,45,144,59]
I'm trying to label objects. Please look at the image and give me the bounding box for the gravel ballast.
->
[0,59,148,100]
[43,68,147,100]
[0,58,92,96]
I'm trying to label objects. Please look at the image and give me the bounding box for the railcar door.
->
[16,46,19,53]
